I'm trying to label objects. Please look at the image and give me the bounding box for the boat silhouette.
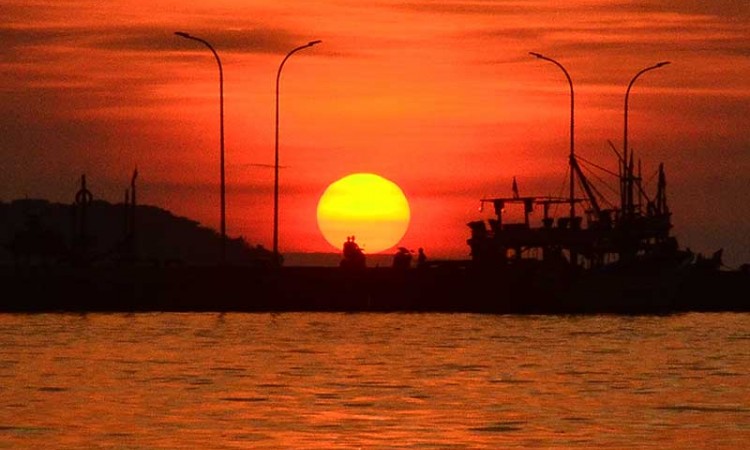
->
[463,137,697,312]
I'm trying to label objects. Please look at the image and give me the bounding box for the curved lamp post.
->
[529,52,576,220]
[273,40,321,266]
[623,61,670,215]
[174,31,226,263]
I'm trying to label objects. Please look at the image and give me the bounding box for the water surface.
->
[1,312,748,448]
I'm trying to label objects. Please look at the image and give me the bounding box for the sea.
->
[0,312,748,449]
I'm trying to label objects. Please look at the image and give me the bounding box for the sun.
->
[317,173,410,254]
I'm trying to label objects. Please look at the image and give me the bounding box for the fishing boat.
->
[464,137,728,313]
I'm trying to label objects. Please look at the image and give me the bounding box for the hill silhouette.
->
[1,198,273,267]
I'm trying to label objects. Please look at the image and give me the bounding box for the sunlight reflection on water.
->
[0,312,748,448]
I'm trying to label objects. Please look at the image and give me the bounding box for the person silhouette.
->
[417,247,427,268]
[393,247,412,269]
[341,236,366,269]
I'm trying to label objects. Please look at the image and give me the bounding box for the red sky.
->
[2,1,749,266]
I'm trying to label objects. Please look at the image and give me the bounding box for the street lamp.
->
[273,40,321,266]
[175,31,226,264]
[529,52,576,220]
[623,61,670,215]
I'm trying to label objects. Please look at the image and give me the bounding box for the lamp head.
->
[175,31,191,38]
[529,51,544,59]
[308,40,322,47]
[656,61,671,68]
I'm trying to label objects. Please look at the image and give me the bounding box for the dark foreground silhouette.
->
[2,196,749,314]
[1,196,273,268]
[2,261,749,314]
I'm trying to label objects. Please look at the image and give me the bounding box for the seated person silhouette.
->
[392,247,412,269]
[341,236,366,269]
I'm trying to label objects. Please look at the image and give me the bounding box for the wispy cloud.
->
[0,24,307,55]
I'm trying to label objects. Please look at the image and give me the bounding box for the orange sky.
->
[2,1,749,266]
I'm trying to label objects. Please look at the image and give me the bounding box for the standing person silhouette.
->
[417,247,427,268]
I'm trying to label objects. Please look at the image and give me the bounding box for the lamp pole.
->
[623,61,670,215]
[175,31,226,264]
[529,52,575,220]
[274,40,321,266]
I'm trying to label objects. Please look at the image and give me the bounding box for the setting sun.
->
[317,173,410,254]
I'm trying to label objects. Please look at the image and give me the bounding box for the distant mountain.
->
[0,199,273,267]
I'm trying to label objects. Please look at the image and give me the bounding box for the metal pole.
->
[530,52,575,220]
[175,31,226,263]
[274,40,321,266]
[623,61,670,216]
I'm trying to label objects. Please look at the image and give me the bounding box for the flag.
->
[512,176,519,199]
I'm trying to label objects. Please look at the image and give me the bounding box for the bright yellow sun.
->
[317,173,410,254]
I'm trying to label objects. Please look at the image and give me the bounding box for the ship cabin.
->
[467,161,679,271]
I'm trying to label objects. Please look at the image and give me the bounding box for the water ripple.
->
[0,312,747,448]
